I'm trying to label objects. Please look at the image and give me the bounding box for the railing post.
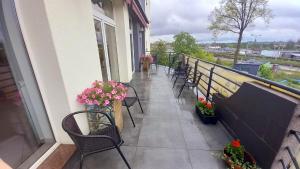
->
[168,52,171,75]
[193,60,199,83]
[286,146,300,169]
[186,57,189,65]
[206,66,215,101]
[280,159,288,169]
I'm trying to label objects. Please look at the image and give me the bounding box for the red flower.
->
[198,97,204,102]
[201,100,207,105]
[206,103,212,109]
[231,139,241,148]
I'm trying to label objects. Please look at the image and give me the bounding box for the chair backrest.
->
[152,54,158,64]
[62,113,82,135]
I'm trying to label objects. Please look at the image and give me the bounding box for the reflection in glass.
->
[93,0,114,19]
[0,30,47,168]
[105,24,119,81]
[94,20,109,81]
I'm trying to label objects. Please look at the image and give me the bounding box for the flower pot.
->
[86,100,123,133]
[223,149,256,169]
[195,106,217,124]
[113,100,123,132]
[142,61,150,71]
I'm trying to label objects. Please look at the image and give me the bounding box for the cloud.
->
[150,0,300,43]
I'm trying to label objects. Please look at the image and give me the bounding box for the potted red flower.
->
[195,97,217,124]
[223,139,257,169]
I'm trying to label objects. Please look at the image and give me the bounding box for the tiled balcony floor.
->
[64,67,232,169]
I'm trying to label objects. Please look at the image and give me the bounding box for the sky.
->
[150,0,300,43]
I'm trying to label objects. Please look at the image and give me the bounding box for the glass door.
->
[94,19,109,81]
[94,19,120,81]
[104,24,119,81]
[0,0,54,168]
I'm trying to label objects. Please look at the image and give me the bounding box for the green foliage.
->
[172,32,199,55]
[172,32,216,63]
[194,49,215,62]
[196,98,215,116]
[258,64,273,79]
[150,40,168,66]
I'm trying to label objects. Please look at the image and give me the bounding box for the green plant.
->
[172,32,199,55]
[224,140,258,169]
[150,40,168,66]
[258,63,273,79]
[196,97,215,116]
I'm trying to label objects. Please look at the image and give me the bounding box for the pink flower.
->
[92,95,96,99]
[114,95,121,100]
[106,93,112,99]
[111,89,117,94]
[96,89,103,94]
[93,100,100,105]
[104,100,110,106]
[81,94,87,99]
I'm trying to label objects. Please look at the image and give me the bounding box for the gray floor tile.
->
[133,147,193,169]
[188,150,226,169]
[138,117,186,148]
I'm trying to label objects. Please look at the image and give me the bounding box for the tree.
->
[150,40,168,66]
[258,63,273,79]
[172,32,199,55]
[209,0,272,64]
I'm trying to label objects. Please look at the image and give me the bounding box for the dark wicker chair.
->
[172,65,192,88]
[121,83,144,127]
[150,54,158,71]
[62,110,131,169]
[177,70,202,98]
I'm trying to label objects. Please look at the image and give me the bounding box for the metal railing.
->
[180,55,300,101]
[162,52,300,168]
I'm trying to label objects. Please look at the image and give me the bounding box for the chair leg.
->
[116,146,131,169]
[137,98,144,114]
[178,83,186,98]
[80,154,84,169]
[171,72,176,80]
[173,76,179,88]
[126,106,136,127]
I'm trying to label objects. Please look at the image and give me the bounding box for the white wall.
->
[144,0,151,52]
[114,0,133,82]
[15,0,101,143]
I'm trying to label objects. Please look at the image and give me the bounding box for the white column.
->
[114,0,133,82]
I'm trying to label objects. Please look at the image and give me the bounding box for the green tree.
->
[150,40,168,66]
[209,0,272,64]
[258,63,273,79]
[194,49,215,62]
[172,32,199,55]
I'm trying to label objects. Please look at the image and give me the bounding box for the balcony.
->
[63,66,231,169]
[60,55,299,169]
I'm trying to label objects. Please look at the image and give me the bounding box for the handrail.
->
[186,55,300,97]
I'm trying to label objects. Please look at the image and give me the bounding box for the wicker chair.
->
[121,82,144,127]
[150,54,158,71]
[172,65,192,88]
[177,70,202,99]
[62,111,131,169]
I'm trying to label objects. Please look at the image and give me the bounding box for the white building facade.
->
[0,0,150,168]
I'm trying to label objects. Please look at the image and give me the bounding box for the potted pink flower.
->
[77,80,127,133]
[140,54,153,71]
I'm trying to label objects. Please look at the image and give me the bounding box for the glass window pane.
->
[94,20,108,81]
[105,24,119,81]
[93,0,114,19]
[0,27,54,168]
